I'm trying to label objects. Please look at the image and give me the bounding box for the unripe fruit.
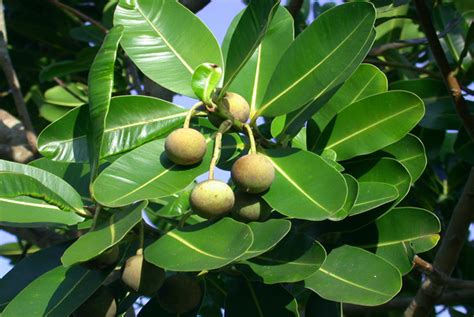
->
[83,245,120,270]
[165,128,207,165]
[158,274,202,314]
[231,191,272,223]
[190,180,235,219]
[73,286,116,317]
[209,92,250,127]
[231,154,275,193]
[121,253,165,296]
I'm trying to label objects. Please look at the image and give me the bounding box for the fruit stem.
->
[184,101,203,128]
[208,120,232,180]
[244,124,257,154]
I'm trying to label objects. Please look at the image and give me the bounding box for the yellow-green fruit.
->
[231,191,272,223]
[121,253,165,296]
[165,128,207,165]
[231,154,275,193]
[190,180,235,219]
[83,245,120,270]
[158,274,202,314]
[73,286,116,317]
[209,92,250,126]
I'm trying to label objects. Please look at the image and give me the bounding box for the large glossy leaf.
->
[329,174,358,221]
[222,0,280,92]
[224,7,293,117]
[316,91,424,161]
[238,219,291,261]
[87,25,123,179]
[304,245,402,306]
[349,182,398,216]
[379,134,427,182]
[311,63,387,135]
[2,265,110,317]
[62,201,146,266]
[262,149,347,220]
[225,282,299,317]
[255,2,376,118]
[246,231,326,284]
[0,160,84,213]
[38,96,187,162]
[145,218,253,271]
[0,244,68,310]
[0,196,83,227]
[92,138,212,207]
[114,0,223,96]
[345,207,440,274]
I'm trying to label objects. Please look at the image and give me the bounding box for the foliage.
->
[0,0,473,316]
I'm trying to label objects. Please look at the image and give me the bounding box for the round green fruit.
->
[231,191,272,223]
[190,180,235,219]
[83,245,120,270]
[73,286,116,317]
[165,128,207,165]
[209,92,250,126]
[121,253,165,296]
[158,274,202,314]
[231,154,275,193]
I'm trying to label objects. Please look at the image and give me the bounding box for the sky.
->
[1,1,473,315]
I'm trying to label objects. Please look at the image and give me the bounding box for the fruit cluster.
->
[165,92,275,223]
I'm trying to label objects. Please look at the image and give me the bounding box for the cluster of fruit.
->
[165,92,276,223]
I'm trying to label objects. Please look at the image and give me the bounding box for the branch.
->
[287,0,304,19]
[405,168,474,316]
[344,289,474,315]
[47,0,108,33]
[365,58,441,78]
[412,0,474,140]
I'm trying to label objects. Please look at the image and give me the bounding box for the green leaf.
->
[238,219,291,261]
[246,231,326,284]
[88,25,124,180]
[221,0,280,93]
[2,265,111,317]
[0,196,83,227]
[311,63,387,135]
[316,91,424,161]
[152,188,192,218]
[191,63,222,103]
[145,218,253,271]
[225,7,294,117]
[44,83,88,107]
[262,149,347,220]
[0,160,84,213]
[305,293,342,317]
[92,138,212,207]
[61,201,146,266]
[225,282,299,317]
[454,129,474,164]
[379,134,427,182]
[329,174,358,221]
[38,103,71,122]
[349,182,398,216]
[345,207,440,274]
[0,244,67,310]
[256,2,376,118]
[38,96,187,162]
[304,245,402,306]
[114,0,223,96]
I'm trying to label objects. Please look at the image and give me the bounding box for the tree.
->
[0,0,473,316]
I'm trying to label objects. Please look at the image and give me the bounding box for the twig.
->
[244,124,256,154]
[47,0,108,33]
[0,28,37,152]
[53,77,88,104]
[184,102,203,129]
[287,0,304,19]
[412,0,474,140]
[405,168,474,316]
[208,120,232,180]
[365,58,441,78]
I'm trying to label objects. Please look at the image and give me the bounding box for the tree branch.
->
[405,168,474,316]
[365,58,441,78]
[47,0,108,33]
[412,0,474,140]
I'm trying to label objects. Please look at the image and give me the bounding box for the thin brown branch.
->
[53,77,88,104]
[287,0,304,19]
[412,0,474,140]
[405,168,474,316]
[344,289,474,315]
[0,28,37,152]
[47,0,108,33]
[365,58,441,78]
[413,256,474,289]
